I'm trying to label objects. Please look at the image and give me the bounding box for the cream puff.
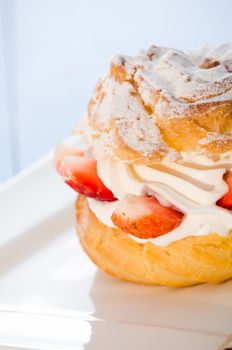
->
[55,44,232,287]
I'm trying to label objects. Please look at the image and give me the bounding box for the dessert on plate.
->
[55,44,232,287]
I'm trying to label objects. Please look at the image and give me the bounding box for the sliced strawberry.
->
[217,172,232,209]
[58,156,116,201]
[54,143,84,171]
[111,194,183,239]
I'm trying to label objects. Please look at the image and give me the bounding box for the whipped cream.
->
[87,152,232,246]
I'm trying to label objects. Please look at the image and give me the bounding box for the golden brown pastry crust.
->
[76,195,232,287]
[76,45,232,165]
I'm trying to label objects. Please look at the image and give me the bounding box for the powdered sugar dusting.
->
[89,77,169,157]
[116,111,164,157]
[117,45,232,117]
[198,132,232,146]
[85,44,232,160]
[190,43,232,72]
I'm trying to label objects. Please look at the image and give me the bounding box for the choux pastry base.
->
[76,195,232,288]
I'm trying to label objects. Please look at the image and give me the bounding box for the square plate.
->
[0,150,231,350]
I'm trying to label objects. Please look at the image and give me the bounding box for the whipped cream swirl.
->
[87,152,232,246]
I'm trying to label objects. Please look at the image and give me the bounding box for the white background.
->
[0,0,232,182]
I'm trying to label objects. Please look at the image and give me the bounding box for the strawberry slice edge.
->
[217,172,232,209]
[54,143,84,171]
[58,156,117,202]
[111,194,183,239]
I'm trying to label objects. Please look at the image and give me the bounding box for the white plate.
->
[0,150,231,350]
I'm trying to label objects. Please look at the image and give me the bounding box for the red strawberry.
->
[54,143,84,171]
[58,156,116,201]
[217,172,232,209]
[111,194,183,239]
